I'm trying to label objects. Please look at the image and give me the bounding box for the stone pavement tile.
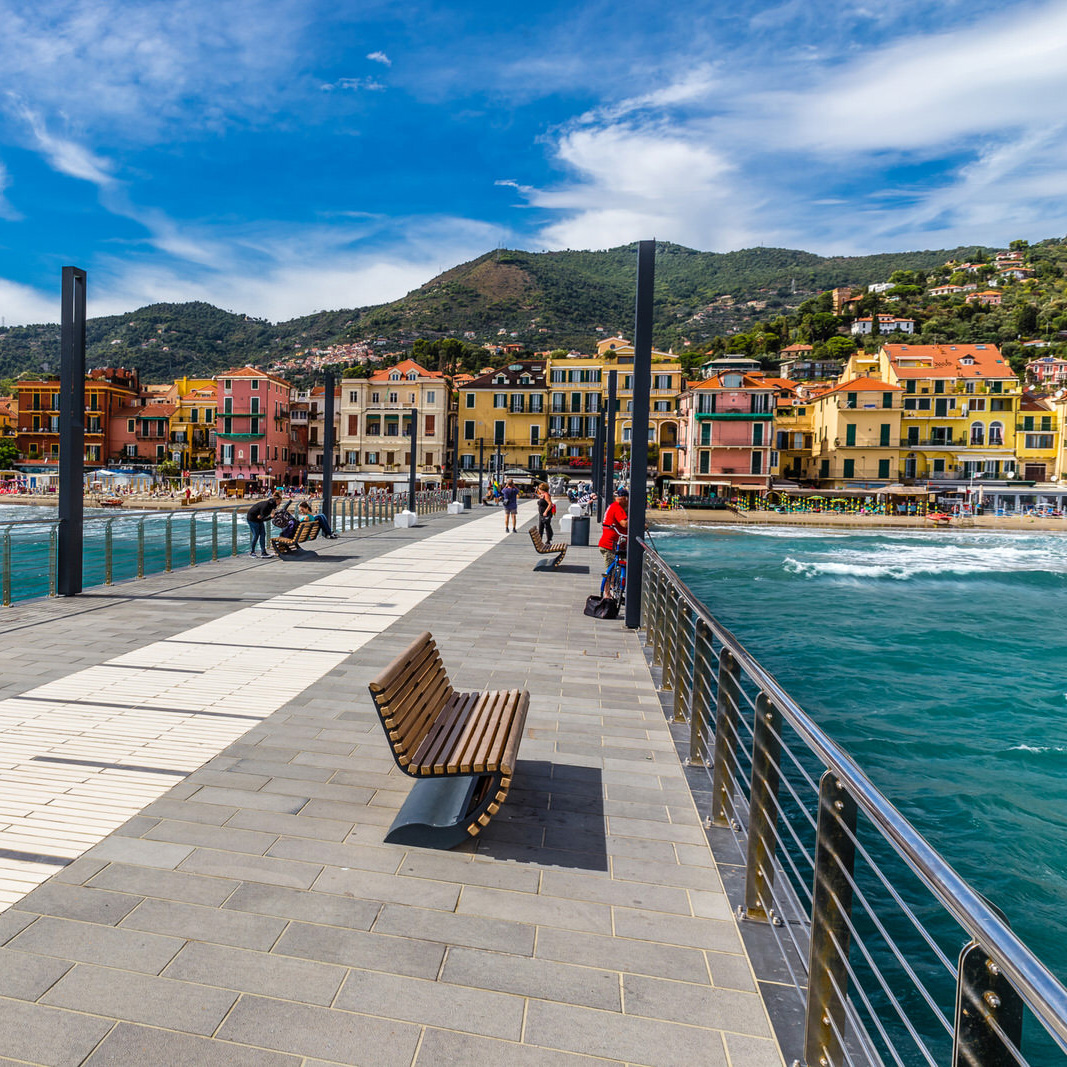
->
[602,798,672,822]
[231,758,336,782]
[707,952,759,993]
[457,885,612,935]
[603,835,678,863]
[689,889,733,921]
[294,797,379,822]
[82,1021,302,1067]
[223,881,379,929]
[143,819,280,856]
[0,948,72,1001]
[611,855,719,891]
[10,882,142,927]
[191,771,273,792]
[141,797,239,826]
[540,868,691,914]
[41,963,239,1036]
[312,867,458,910]
[86,836,195,870]
[178,847,322,890]
[120,897,286,951]
[396,851,541,893]
[267,835,400,875]
[162,940,347,1006]
[216,994,422,1066]
[606,815,708,845]
[335,969,525,1040]
[86,863,240,907]
[8,916,184,974]
[0,909,35,946]
[224,809,354,842]
[0,996,115,1067]
[414,1029,613,1067]
[50,857,109,886]
[374,902,537,955]
[622,973,772,1036]
[674,842,720,870]
[612,906,743,954]
[441,945,622,1012]
[110,816,161,839]
[190,786,307,813]
[524,999,729,1067]
[263,778,383,803]
[724,1032,787,1066]
[272,921,446,980]
[535,928,710,984]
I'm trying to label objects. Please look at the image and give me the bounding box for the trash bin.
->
[460,491,472,511]
[570,515,590,546]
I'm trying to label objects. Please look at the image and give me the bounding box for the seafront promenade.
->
[0,503,783,1066]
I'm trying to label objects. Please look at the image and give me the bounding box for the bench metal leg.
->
[385,771,510,849]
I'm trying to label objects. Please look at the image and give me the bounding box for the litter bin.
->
[570,515,590,546]
[460,491,472,511]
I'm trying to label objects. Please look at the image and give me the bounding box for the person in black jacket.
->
[246,490,283,557]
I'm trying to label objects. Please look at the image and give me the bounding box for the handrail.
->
[638,535,1067,1063]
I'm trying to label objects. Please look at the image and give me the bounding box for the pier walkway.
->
[0,503,783,1066]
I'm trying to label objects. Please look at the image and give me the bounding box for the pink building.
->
[677,371,776,494]
[214,367,296,491]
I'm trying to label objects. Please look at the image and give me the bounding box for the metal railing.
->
[639,539,1067,1067]
[0,490,458,606]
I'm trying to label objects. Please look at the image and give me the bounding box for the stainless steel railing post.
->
[211,512,219,561]
[189,513,197,566]
[689,618,712,766]
[49,526,58,597]
[804,771,858,1067]
[231,510,238,556]
[2,529,10,606]
[165,516,173,572]
[661,585,677,692]
[953,937,1024,1067]
[672,603,691,724]
[745,692,781,921]
[711,648,740,827]
[137,519,145,578]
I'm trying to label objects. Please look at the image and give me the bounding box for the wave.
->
[1008,744,1067,754]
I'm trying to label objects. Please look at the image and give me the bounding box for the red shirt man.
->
[598,487,629,567]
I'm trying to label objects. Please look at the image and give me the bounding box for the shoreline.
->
[647,507,1067,534]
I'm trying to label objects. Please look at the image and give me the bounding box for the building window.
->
[529,455,542,469]
[662,452,673,472]
[250,397,260,414]
[751,451,762,475]
[530,394,543,413]
[349,390,358,403]
[883,393,894,408]
[494,420,505,445]
[371,392,380,404]
[388,392,398,403]
[494,394,507,408]
[843,458,855,477]
[464,420,475,440]
[654,374,671,390]
[530,426,540,446]
[251,380,260,390]
[989,422,1004,446]
[752,423,763,446]
[970,422,985,446]
[250,444,259,463]
[465,393,475,408]
[424,414,435,436]
[880,424,891,446]
[127,419,135,433]
[699,450,709,474]
[845,424,856,447]
[366,452,378,464]
[427,390,436,403]
[510,394,525,413]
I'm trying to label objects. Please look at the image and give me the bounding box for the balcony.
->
[1016,421,1058,432]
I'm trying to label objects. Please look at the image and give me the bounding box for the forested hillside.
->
[3,238,1065,382]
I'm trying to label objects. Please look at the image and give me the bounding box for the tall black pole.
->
[625,240,654,630]
[478,438,484,503]
[451,415,459,502]
[595,412,606,523]
[322,371,335,510]
[591,412,602,511]
[408,406,417,511]
[58,267,87,597]
[495,445,502,484]
[605,369,617,512]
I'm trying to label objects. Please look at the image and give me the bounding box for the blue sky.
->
[2,0,1067,325]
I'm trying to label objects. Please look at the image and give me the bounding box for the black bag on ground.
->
[584,595,619,619]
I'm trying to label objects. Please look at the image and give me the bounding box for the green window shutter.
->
[843,459,855,477]
[878,459,890,478]
[880,424,890,446]
[845,424,856,446]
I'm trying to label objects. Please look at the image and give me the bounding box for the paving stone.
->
[0,996,115,1067]
[374,902,536,955]
[222,881,379,929]
[86,836,196,870]
[536,928,710,984]
[524,998,729,1067]
[216,994,421,1065]
[540,868,691,913]
[612,906,743,953]
[622,973,772,1035]
[178,847,322,890]
[82,1021,302,1066]
[120,896,286,950]
[224,809,353,842]
[457,884,612,935]
[42,963,239,1036]
[163,940,346,1005]
[190,786,307,814]
[441,945,622,1011]
[266,836,400,874]
[0,949,72,1001]
[272,921,445,980]
[396,851,540,892]
[312,866,458,910]
[724,1031,787,1066]
[414,1029,612,1067]
[0,911,37,947]
[86,863,240,907]
[8,916,184,974]
[334,968,525,1039]
[11,882,142,927]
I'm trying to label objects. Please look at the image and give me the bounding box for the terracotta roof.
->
[882,343,1016,380]
[813,376,903,399]
[367,359,442,382]
[694,373,777,390]
[780,344,813,354]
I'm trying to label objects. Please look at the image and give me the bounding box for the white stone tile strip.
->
[0,505,533,911]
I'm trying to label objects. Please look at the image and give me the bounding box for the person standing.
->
[598,487,629,571]
[536,482,555,542]
[501,480,519,532]
[247,489,283,557]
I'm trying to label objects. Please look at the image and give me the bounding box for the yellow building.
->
[545,355,601,471]
[458,360,547,473]
[1015,394,1058,482]
[879,343,1020,482]
[166,377,216,471]
[594,337,683,479]
[764,378,811,480]
[809,377,903,485]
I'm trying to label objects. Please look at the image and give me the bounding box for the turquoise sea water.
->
[653,523,1067,987]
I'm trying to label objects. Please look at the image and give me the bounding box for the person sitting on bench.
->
[298,499,338,538]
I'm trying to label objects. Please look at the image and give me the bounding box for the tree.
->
[824,336,855,361]
[1015,304,1039,336]
[0,438,17,468]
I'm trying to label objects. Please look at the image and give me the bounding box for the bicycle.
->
[600,537,627,603]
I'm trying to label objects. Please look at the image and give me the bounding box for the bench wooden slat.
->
[498,690,529,777]
[445,689,503,775]
[369,632,436,697]
[379,652,448,725]
[387,671,453,760]
[412,691,477,773]
[472,693,521,773]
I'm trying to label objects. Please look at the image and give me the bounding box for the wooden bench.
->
[368,631,529,848]
[271,520,321,556]
[528,527,567,570]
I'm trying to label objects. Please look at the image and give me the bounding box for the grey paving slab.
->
[0,997,115,1067]
[0,508,784,1065]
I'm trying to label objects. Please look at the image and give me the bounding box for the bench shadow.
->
[473,759,607,871]
[547,564,590,575]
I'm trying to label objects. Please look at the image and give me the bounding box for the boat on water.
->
[97,497,124,508]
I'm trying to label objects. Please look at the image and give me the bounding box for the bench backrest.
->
[368,632,454,768]
[294,521,320,543]
[529,528,545,551]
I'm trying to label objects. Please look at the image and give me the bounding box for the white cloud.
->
[366,50,391,66]
[0,276,64,326]
[320,77,385,92]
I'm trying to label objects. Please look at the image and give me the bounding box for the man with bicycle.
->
[599,487,629,572]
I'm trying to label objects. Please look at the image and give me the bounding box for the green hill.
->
[4,239,1060,382]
